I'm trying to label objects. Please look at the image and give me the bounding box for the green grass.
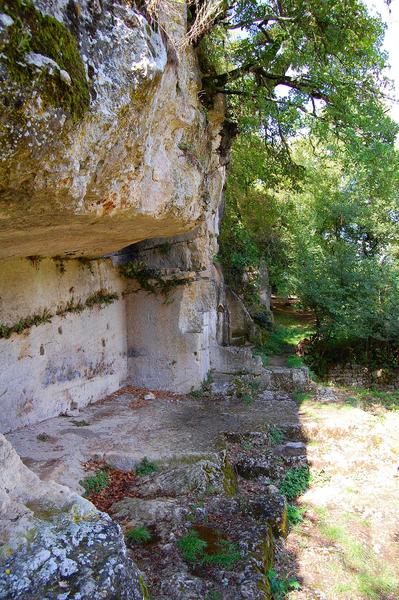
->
[178,530,208,562]
[286,355,303,368]
[79,470,110,496]
[292,390,313,405]
[279,466,310,500]
[135,457,158,476]
[126,526,152,545]
[287,504,305,526]
[256,311,315,356]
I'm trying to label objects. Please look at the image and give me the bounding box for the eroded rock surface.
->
[0,435,145,599]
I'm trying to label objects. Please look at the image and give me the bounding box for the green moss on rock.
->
[222,455,237,497]
[0,0,89,120]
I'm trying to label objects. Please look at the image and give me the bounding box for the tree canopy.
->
[207,0,399,371]
[201,0,397,151]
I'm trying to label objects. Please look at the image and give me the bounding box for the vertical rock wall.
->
[0,1,228,432]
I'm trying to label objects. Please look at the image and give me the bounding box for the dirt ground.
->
[276,388,399,600]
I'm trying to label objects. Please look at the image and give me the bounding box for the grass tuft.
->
[126,525,152,545]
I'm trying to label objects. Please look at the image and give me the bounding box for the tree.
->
[201,0,397,153]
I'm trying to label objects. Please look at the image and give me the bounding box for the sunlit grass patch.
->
[256,310,315,356]
[341,386,399,412]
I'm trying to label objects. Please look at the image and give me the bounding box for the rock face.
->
[0,0,241,431]
[0,435,145,599]
[0,0,222,258]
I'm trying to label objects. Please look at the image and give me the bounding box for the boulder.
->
[0,435,145,599]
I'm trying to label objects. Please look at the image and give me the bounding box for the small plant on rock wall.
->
[85,290,119,307]
[190,372,214,398]
[119,260,189,302]
[53,256,66,274]
[27,256,42,269]
[77,257,95,274]
[0,309,53,339]
[71,419,90,427]
[267,569,301,599]
[135,457,158,476]
[126,525,152,545]
[268,425,284,446]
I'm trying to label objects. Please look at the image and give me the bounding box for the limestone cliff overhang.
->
[0,0,222,258]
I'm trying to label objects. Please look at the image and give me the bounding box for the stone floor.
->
[6,386,301,493]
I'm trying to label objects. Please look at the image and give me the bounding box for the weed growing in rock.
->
[178,528,241,569]
[36,433,50,442]
[85,290,118,308]
[241,440,253,451]
[190,373,214,398]
[0,289,118,339]
[203,539,241,568]
[233,376,259,405]
[268,425,284,446]
[279,466,310,500]
[126,526,152,545]
[71,419,90,427]
[77,257,95,274]
[27,256,42,269]
[205,591,221,600]
[0,309,52,339]
[56,298,85,316]
[135,457,158,476]
[287,504,305,526]
[267,569,301,599]
[79,470,110,496]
